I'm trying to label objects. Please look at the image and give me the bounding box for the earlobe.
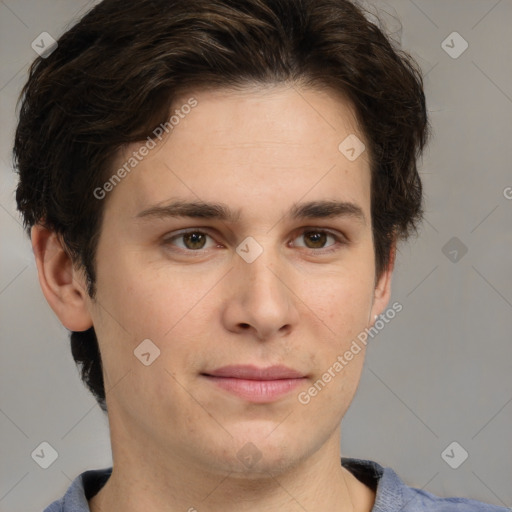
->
[31,224,93,332]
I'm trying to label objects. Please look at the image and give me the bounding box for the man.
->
[13,0,508,510]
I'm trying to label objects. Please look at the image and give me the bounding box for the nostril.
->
[239,323,251,330]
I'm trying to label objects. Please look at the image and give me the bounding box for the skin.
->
[32,84,395,512]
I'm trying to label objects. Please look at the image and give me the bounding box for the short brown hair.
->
[13,0,429,411]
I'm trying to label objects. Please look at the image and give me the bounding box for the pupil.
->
[185,233,205,249]
[305,231,326,248]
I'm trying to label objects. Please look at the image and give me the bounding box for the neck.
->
[89,421,375,512]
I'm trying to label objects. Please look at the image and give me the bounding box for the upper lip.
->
[203,365,305,380]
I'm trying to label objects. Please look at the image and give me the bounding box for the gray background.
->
[1,0,511,510]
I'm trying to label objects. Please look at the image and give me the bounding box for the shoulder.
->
[43,500,63,512]
[341,457,509,512]
[399,482,509,511]
[42,468,112,512]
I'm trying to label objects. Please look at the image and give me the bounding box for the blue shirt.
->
[43,457,509,511]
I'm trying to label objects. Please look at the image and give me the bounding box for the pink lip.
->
[202,365,307,403]
[205,365,304,380]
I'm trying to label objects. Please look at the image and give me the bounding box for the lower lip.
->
[203,376,306,403]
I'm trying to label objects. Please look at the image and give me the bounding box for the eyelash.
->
[162,228,347,255]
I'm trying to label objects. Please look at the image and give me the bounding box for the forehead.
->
[104,84,371,221]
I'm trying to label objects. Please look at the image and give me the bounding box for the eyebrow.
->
[135,199,366,225]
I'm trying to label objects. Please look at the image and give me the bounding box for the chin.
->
[231,428,304,473]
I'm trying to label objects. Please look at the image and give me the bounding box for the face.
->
[83,85,392,477]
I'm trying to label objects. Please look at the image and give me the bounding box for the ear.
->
[30,224,93,332]
[369,238,396,322]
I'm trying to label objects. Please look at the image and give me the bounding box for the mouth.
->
[201,365,307,403]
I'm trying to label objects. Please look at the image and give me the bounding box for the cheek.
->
[88,254,172,380]
[298,275,372,413]
[91,254,228,390]
[301,264,375,339]
[96,252,200,339]
[91,258,209,407]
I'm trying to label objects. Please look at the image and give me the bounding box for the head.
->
[14,0,427,476]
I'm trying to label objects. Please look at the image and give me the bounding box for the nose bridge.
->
[238,242,288,307]
[224,239,299,339]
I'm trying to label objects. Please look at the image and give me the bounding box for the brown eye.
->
[182,232,207,250]
[303,231,328,249]
[165,230,216,251]
[293,230,338,250]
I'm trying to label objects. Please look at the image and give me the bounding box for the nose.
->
[220,250,300,341]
